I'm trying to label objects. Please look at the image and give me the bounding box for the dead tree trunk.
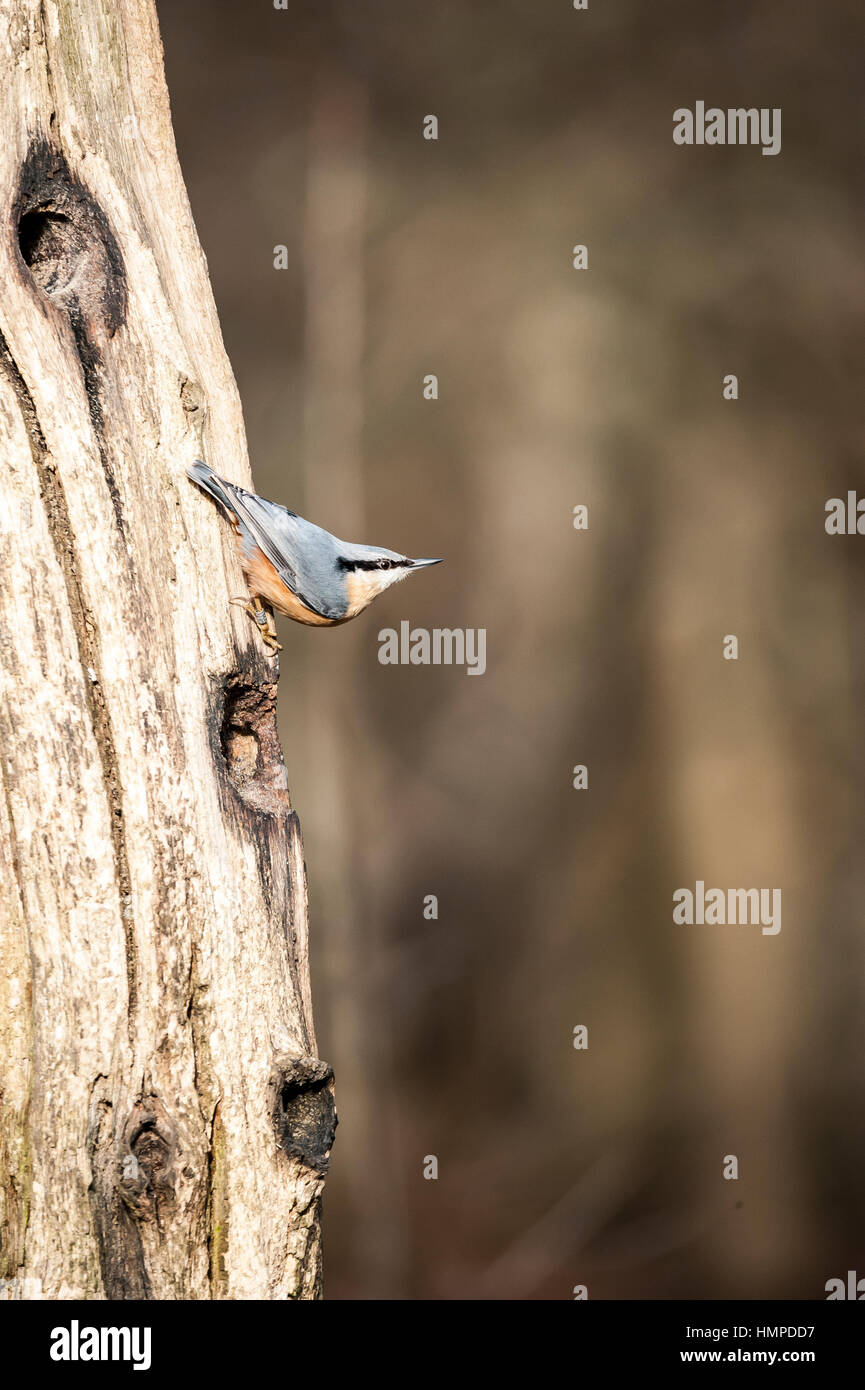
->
[0,0,333,1299]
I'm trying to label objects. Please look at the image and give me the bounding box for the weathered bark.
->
[0,0,333,1299]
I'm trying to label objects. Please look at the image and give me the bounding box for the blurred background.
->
[157,0,865,1298]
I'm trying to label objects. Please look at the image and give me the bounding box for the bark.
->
[0,0,333,1299]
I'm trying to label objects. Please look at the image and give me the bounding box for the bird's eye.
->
[378,558,388,569]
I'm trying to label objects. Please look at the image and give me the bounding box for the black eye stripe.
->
[338,557,407,572]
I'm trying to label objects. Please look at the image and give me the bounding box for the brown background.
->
[157,0,865,1298]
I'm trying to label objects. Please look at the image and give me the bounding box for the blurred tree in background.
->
[160,0,865,1299]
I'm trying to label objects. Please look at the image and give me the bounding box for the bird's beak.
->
[410,557,443,567]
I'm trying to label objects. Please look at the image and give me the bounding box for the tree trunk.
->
[0,0,332,1300]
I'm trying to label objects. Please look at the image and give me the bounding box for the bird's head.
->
[337,545,442,616]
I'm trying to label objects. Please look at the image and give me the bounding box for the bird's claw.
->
[230,597,281,655]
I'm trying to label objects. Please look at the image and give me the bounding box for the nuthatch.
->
[188,461,441,654]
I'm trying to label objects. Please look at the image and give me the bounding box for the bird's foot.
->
[230,597,282,655]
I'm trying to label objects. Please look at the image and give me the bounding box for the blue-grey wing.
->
[215,476,346,620]
[261,507,349,620]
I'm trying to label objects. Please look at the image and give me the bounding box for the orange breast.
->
[235,533,339,627]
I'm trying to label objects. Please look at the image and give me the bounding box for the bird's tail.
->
[187,460,237,517]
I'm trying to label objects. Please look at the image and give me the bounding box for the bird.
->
[187,460,442,654]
